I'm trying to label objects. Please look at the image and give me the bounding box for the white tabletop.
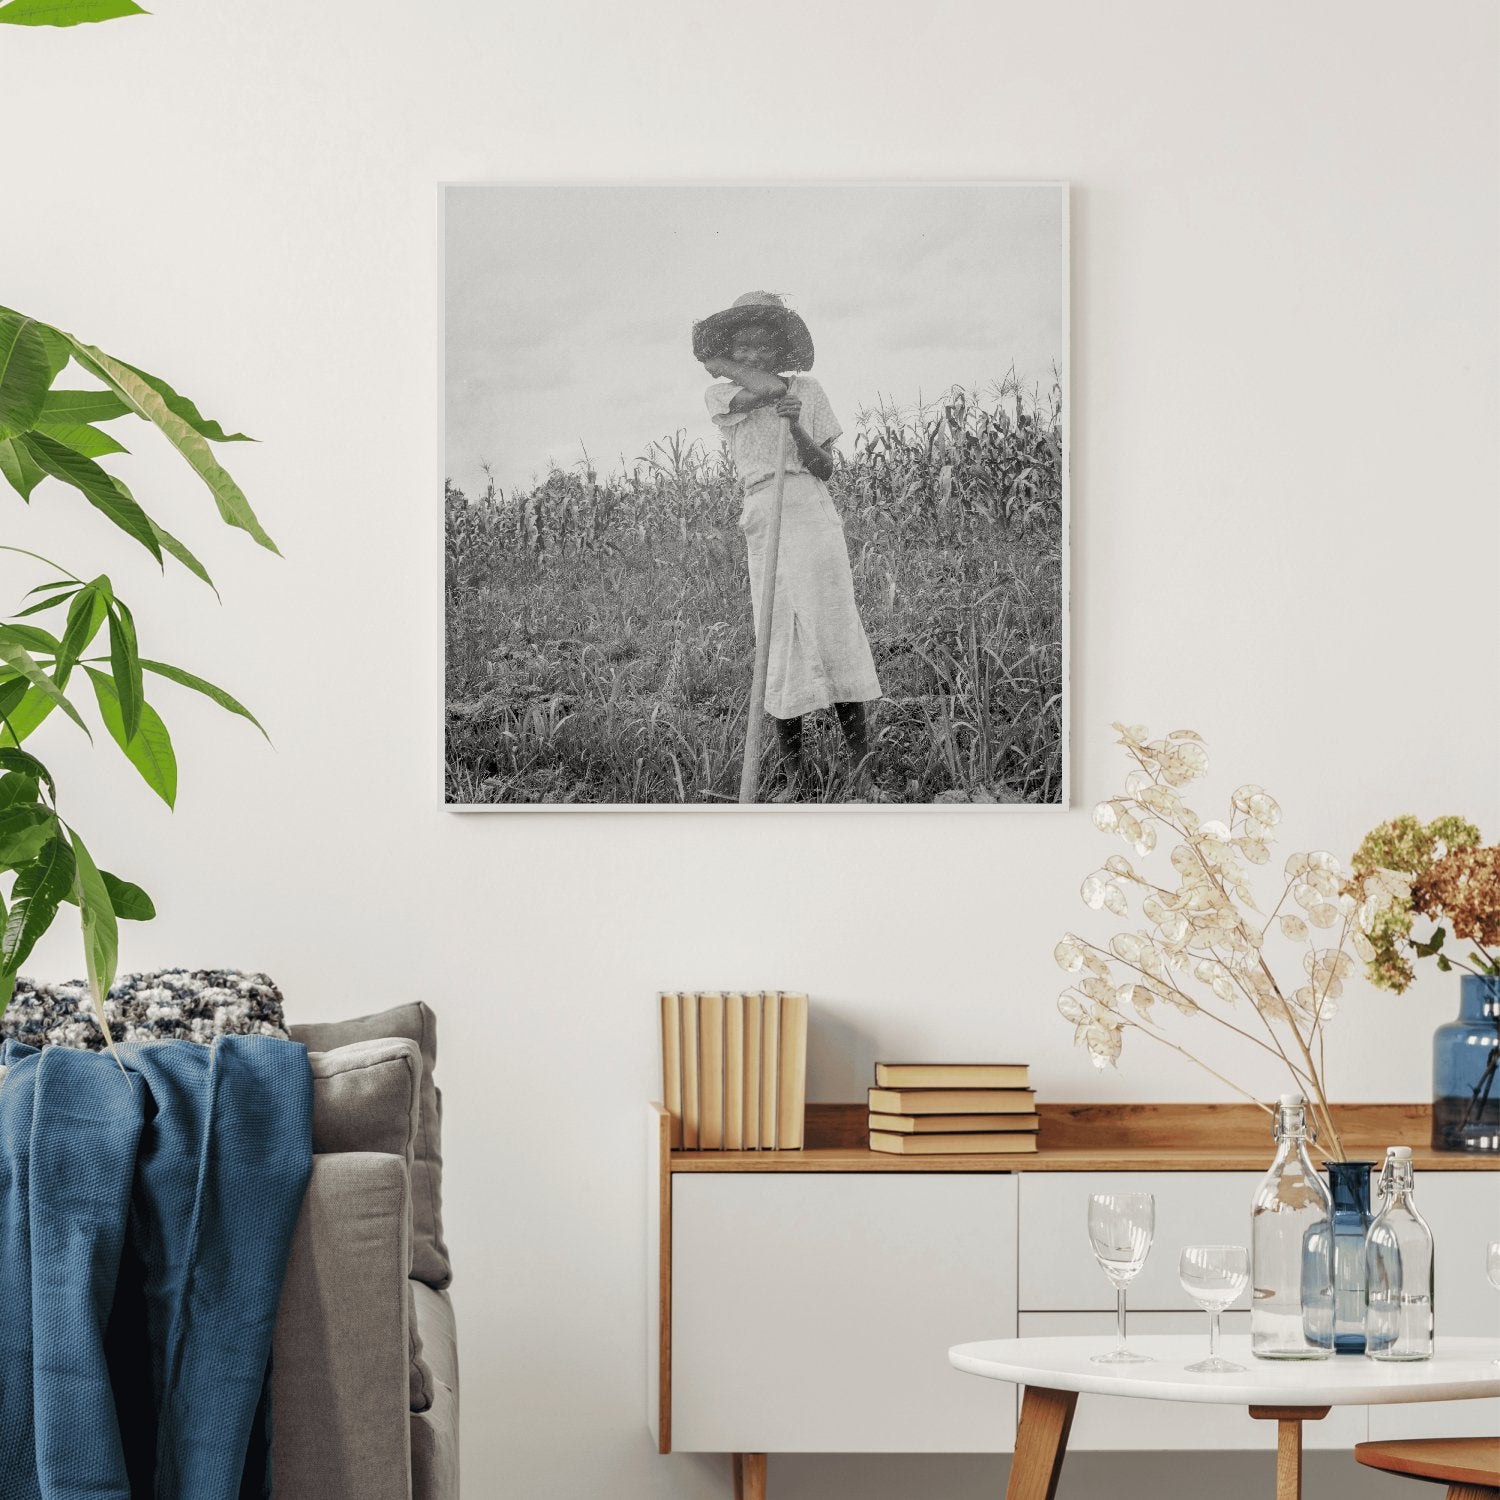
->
[949,1336,1500,1407]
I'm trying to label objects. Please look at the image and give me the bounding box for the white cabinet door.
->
[672,1173,1017,1453]
[1020,1172,1263,1311]
[1015,1312,1368,1450]
[1367,1171,1500,1442]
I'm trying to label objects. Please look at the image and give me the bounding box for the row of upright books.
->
[660,991,807,1151]
[868,1061,1039,1154]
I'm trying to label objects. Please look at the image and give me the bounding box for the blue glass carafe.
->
[1432,976,1500,1154]
[1319,1159,1375,1353]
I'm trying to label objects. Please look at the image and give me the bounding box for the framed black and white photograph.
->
[443,182,1068,809]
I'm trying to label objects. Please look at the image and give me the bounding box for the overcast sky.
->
[444,183,1066,499]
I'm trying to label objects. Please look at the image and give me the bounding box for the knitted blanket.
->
[0,1034,312,1500]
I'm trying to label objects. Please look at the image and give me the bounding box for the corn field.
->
[445,376,1064,805]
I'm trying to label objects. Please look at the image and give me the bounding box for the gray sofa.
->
[272,1003,459,1500]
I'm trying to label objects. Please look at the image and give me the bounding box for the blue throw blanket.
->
[0,1035,312,1500]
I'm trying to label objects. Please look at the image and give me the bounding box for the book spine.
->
[724,992,744,1151]
[680,992,699,1149]
[660,991,682,1149]
[874,1064,1031,1089]
[777,992,807,1150]
[761,990,779,1149]
[698,993,724,1150]
[742,991,762,1150]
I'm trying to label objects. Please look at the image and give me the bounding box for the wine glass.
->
[1180,1245,1249,1372]
[1087,1192,1155,1364]
[1487,1242,1500,1364]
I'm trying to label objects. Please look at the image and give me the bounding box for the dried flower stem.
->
[1075,934,1317,1085]
[1059,724,1389,1165]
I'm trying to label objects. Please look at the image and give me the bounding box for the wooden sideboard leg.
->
[1006,1385,1078,1500]
[1248,1405,1330,1500]
[733,1453,766,1500]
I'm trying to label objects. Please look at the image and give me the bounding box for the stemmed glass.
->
[1087,1192,1155,1364]
[1180,1245,1249,1372]
[1487,1242,1500,1364]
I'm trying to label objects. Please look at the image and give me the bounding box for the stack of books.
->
[867,1062,1039,1154]
[660,992,808,1151]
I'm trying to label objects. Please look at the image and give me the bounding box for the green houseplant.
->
[0,302,274,1033]
[0,0,277,1043]
[0,304,272,1033]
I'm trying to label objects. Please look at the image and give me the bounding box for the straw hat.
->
[691,291,815,371]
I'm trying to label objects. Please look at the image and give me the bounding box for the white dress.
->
[706,376,882,720]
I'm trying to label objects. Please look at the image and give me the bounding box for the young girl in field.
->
[693,291,882,793]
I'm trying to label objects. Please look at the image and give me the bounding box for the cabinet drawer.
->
[672,1173,1017,1452]
[1020,1172,1262,1311]
[1016,1312,1368,1450]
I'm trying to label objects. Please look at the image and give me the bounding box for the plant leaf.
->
[0,630,89,737]
[0,436,46,500]
[0,678,27,723]
[0,0,148,24]
[0,806,54,866]
[101,870,153,921]
[65,341,277,553]
[13,592,76,618]
[139,656,268,739]
[56,581,108,686]
[117,360,253,443]
[31,416,129,459]
[18,432,163,562]
[84,667,175,805]
[39,388,131,425]
[0,309,51,441]
[0,772,37,812]
[148,520,216,592]
[0,748,54,793]
[0,623,61,655]
[1,832,75,980]
[0,690,54,745]
[67,827,119,1051]
[106,599,142,743]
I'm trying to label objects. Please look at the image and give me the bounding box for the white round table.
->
[948,1335,1500,1500]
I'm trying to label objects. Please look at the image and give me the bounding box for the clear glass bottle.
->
[1364,1146,1435,1360]
[1251,1093,1334,1359]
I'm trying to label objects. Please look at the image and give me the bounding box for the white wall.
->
[6,1,1496,1495]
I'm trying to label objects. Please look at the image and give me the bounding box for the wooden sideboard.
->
[646,1102,1500,1495]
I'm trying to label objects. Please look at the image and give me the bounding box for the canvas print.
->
[443,183,1068,808]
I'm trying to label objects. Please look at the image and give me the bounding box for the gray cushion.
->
[306,1038,433,1412]
[309,1037,422,1160]
[290,1003,450,1289]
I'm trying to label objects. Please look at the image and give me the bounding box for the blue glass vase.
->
[1432,976,1500,1154]
[1321,1159,1374,1353]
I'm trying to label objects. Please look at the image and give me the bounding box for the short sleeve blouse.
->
[704,375,842,488]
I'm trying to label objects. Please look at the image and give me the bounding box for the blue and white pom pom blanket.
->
[0,1033,312,1499]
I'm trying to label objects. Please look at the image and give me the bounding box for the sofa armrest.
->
[272,1152,413,1500]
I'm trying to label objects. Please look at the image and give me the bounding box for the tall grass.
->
[445,375,1063,805]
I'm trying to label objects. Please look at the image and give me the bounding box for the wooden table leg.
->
[1248,1405,1331,1500]
[732,1453,766,1500]
[1006,1385,1078,1500]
